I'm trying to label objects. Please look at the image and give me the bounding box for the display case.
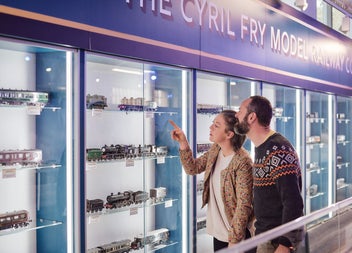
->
[84,53,191,253]
[0,38,74,252]
[195,72,260,252]
[336,96,352,202]
[305,91,334,214]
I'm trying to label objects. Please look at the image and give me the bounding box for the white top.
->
[206,150,234,242]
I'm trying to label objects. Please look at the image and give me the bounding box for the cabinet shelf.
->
[337,140,350,145]
[87,198,178,219]
[337,118,350,124]
[307,118,326,123]
[337,162,350,169]
[307,192,324,199]
[87,107,178,116]
[337,183,351,190]
[273,116,293,122]
[0,163,62,172]
[0,218,62,237]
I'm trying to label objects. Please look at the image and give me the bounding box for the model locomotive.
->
[0,89,48,108]
[88,228,170,253]
[0,149,42,166]
[0,210,31,231]
[105,190,149,209]
[86,187,167,213]
[86,144,168,162]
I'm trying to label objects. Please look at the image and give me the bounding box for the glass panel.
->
[305,91,333,214]
[84,52,190,253]
[336,96,352,202]
[0,38,73,252]
[262,83,305,154]
[195,71,260,252]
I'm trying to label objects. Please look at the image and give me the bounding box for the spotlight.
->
[294,0,308,11]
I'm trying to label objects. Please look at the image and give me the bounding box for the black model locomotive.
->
[105,190,149,209]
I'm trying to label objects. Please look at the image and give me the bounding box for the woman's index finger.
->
[169,120,179,129]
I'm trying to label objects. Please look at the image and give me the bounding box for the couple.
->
[170,96,304,253]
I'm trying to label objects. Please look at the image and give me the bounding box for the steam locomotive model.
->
[105,190,149,209]
[0,210,31,231]
[0,149,42,166]
[0,89,49,108]
[149,187,167,203]
[86,94,108,110]
[131,228,170,250]
[86,199,105,213]
[118,97,158,112]
[86,144,168,162]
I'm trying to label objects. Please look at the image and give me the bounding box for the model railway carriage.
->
[0,89,49,107]
[105,190,149,209]
[0,210,31,231]
[87,239,132,253]
[86,199,105,213]
[150,187,167,203]
[86,94,108,110]
[0,149,42,166]
[131,228,169,250]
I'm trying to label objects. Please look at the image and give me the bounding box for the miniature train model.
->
[105,190,149,209]
[86,187,167,213]
[0,210,31,231]
[119,97,158,112]
[149,187,167,203]
[0,149,42,166]
[86,94,108,110]
[88,228,169,253]
[87,239,132,253]
[86,144,168,162]
[131,228,170,250]
[0,89,49,108]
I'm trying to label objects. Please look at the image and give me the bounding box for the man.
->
[234,95,304,253]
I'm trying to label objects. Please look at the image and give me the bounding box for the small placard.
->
[126,159,134,167]
[88,214,100,224]
[86,162,97,170]
[130,207,138,216]
[165,200,173,208]
[157,156,165,164]
[2,168,16,179]
[145,111,154,119]
[27,105,41,115]
[91,109,103,117]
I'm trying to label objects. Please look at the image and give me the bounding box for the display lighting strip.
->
[181,70,188,253]
[66,51,73,253]
[327,95,334,207]
[295,90,302,160]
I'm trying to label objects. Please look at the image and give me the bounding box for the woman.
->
[169,110,254,252]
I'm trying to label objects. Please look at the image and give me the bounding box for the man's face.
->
[234,99,251,135]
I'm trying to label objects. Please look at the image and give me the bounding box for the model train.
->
[0,149,42,166]
[0,89,48,108]
[0,210,31,231]
[88,228,169,252]
[86,94,108,110]
[86,187,167,213]
[105,190,149,209]
[86,144,168,162]
[131,228,170,250]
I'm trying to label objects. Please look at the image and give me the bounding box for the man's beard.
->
[234,115,250,135]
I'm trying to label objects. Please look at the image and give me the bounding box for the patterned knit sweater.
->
[253,133,304,247]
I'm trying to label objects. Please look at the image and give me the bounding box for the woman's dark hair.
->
[248,95,272,127]
[221,110,246,150]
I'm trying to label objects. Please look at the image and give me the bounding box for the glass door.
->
[336,95,352,202]
[305,91,334,214]
[84,52,191,253]
[0,37,74,253]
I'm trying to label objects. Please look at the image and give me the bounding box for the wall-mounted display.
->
[84,52,191,253]
[0,38,74,253]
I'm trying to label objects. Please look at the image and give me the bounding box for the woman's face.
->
[209,114,229,144]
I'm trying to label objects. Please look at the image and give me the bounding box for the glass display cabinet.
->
[195,71,259,252]
[336,96,352,202]
[0,38,74,253]
[305,91,334,214]
[262,83,305,154]
[84,53,191,253]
